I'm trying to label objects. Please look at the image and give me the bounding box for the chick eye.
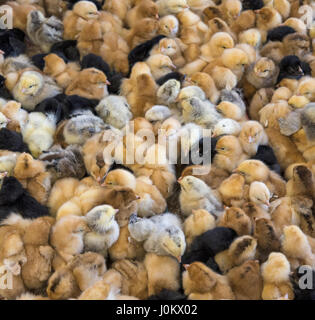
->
[221,147,225,150]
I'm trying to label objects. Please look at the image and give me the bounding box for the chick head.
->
[209,32,234,57]
[235,160,269,183]
[253,58,276,78]
[228,235,257,266]
[0,112,8,129]
[296,78,315,101]
[43,53,67,77]
[215,135,242,157]
[73,0,99,20]
[139,0,159,19]
[239,120,265,145]
[27,130,54,158]
[261,252,291,284]
[255,7,279,25]
[212,118,241,137]
[249,181,271,207]
[224,0,242,20]
[166,0,189,14]
[103,169,136,190]
[239,29,261,48]
[158,38,178,56]
[178,175,209,197]
[158,15,179,37]
[288,95,310,109]
[86,205,119,233]
[81,68,110,86]
[216,101,242,120]
[17,71,43,96]
[221,48,249,70]
[161,225,186,261]
[177,86,206,103]
[146,54,176,73]
[130,62,152,79]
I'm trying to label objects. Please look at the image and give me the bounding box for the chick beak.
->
[155,14,159,19]
[177,177,183,183]
[264,201,270,207]
[106,80,111,85]
[248,136,253,143]
[183,264,189,270]
[184,5,189,9]
[0,50,4,55]
[298,66,304,75]
[177,256,182,263]
[0,171,8,178]
[135,195,141,200]
[170,63,177,71]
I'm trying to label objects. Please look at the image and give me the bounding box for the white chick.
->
[95,95,132,129]
[145,105,172,122]
[128,213,186,261]
[178,85,206,103]
[0,112,8,129]
[212,118,241,137]
[11,70,62,111]
[178,175,223,217]
[63,112,106,145]
[157,0,189,16]
[21,112,56,158]
[157,79,181,105]
[181,96,222,129]
[249,181,271,211]
[84,205,120,256]
[158,15,179,37]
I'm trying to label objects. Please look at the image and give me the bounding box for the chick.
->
[63,1,100,40]
[213,135,248,172]
[179,175,223,217]
[239,121,269,157]
[281,225,315,269]
[184,209,216,246]
[212,119,241,137]
[50,215,89,263]
[218,207,252,236]
[11,70,62,111]
[126,0,159,28]
[21,112,56,158]
[158,15,179,37]
[227,260,263,300]
[65,68,110,100]
[128,213,186,261]
[104,169,167,218]
[182,262,235,300]
[63,113,106,146]
[84,205,119,256]
[261,252,294,300]
[216,101,244,121]
[26,10,63,52]
[156,0,189,16]
[215,235,257,273]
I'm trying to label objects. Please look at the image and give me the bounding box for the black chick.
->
[0,176,49,221]
[63,94,99,118]
[267,26,296,42]
[31,53,48,70]
[241,0,264,10]
[81,53,124,94]
[277,55,311,83]
[181,227,238,264]
[148,289,187,300]
[128,35,166,73]
[34,95,66,124]
[0,28,26,57]
[0,75,13,99]
[251,145,281,175]
[0,128,29,152]
[156,72,186,86]
[50,40,80,62]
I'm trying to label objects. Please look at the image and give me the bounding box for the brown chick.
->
[182,262,235,300]
[227,260,263,300]
[65,68,110,100]
[13,152,45,180]
[100,32,130,74]
[103,0,131,21]
[189,72,220,104]
[127,18,159,48]
[112,259,148,299]
[43,54,80,89]
[50,215,89,263]
[184,209,216,246]
[249,88,274,121]
[218,207,252,236]
[126,0,159,28]
[231,9,256,34]
[144,253,180,296]
[253,218,281,261]
[108,225,146,261]
[213,135,249,173]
